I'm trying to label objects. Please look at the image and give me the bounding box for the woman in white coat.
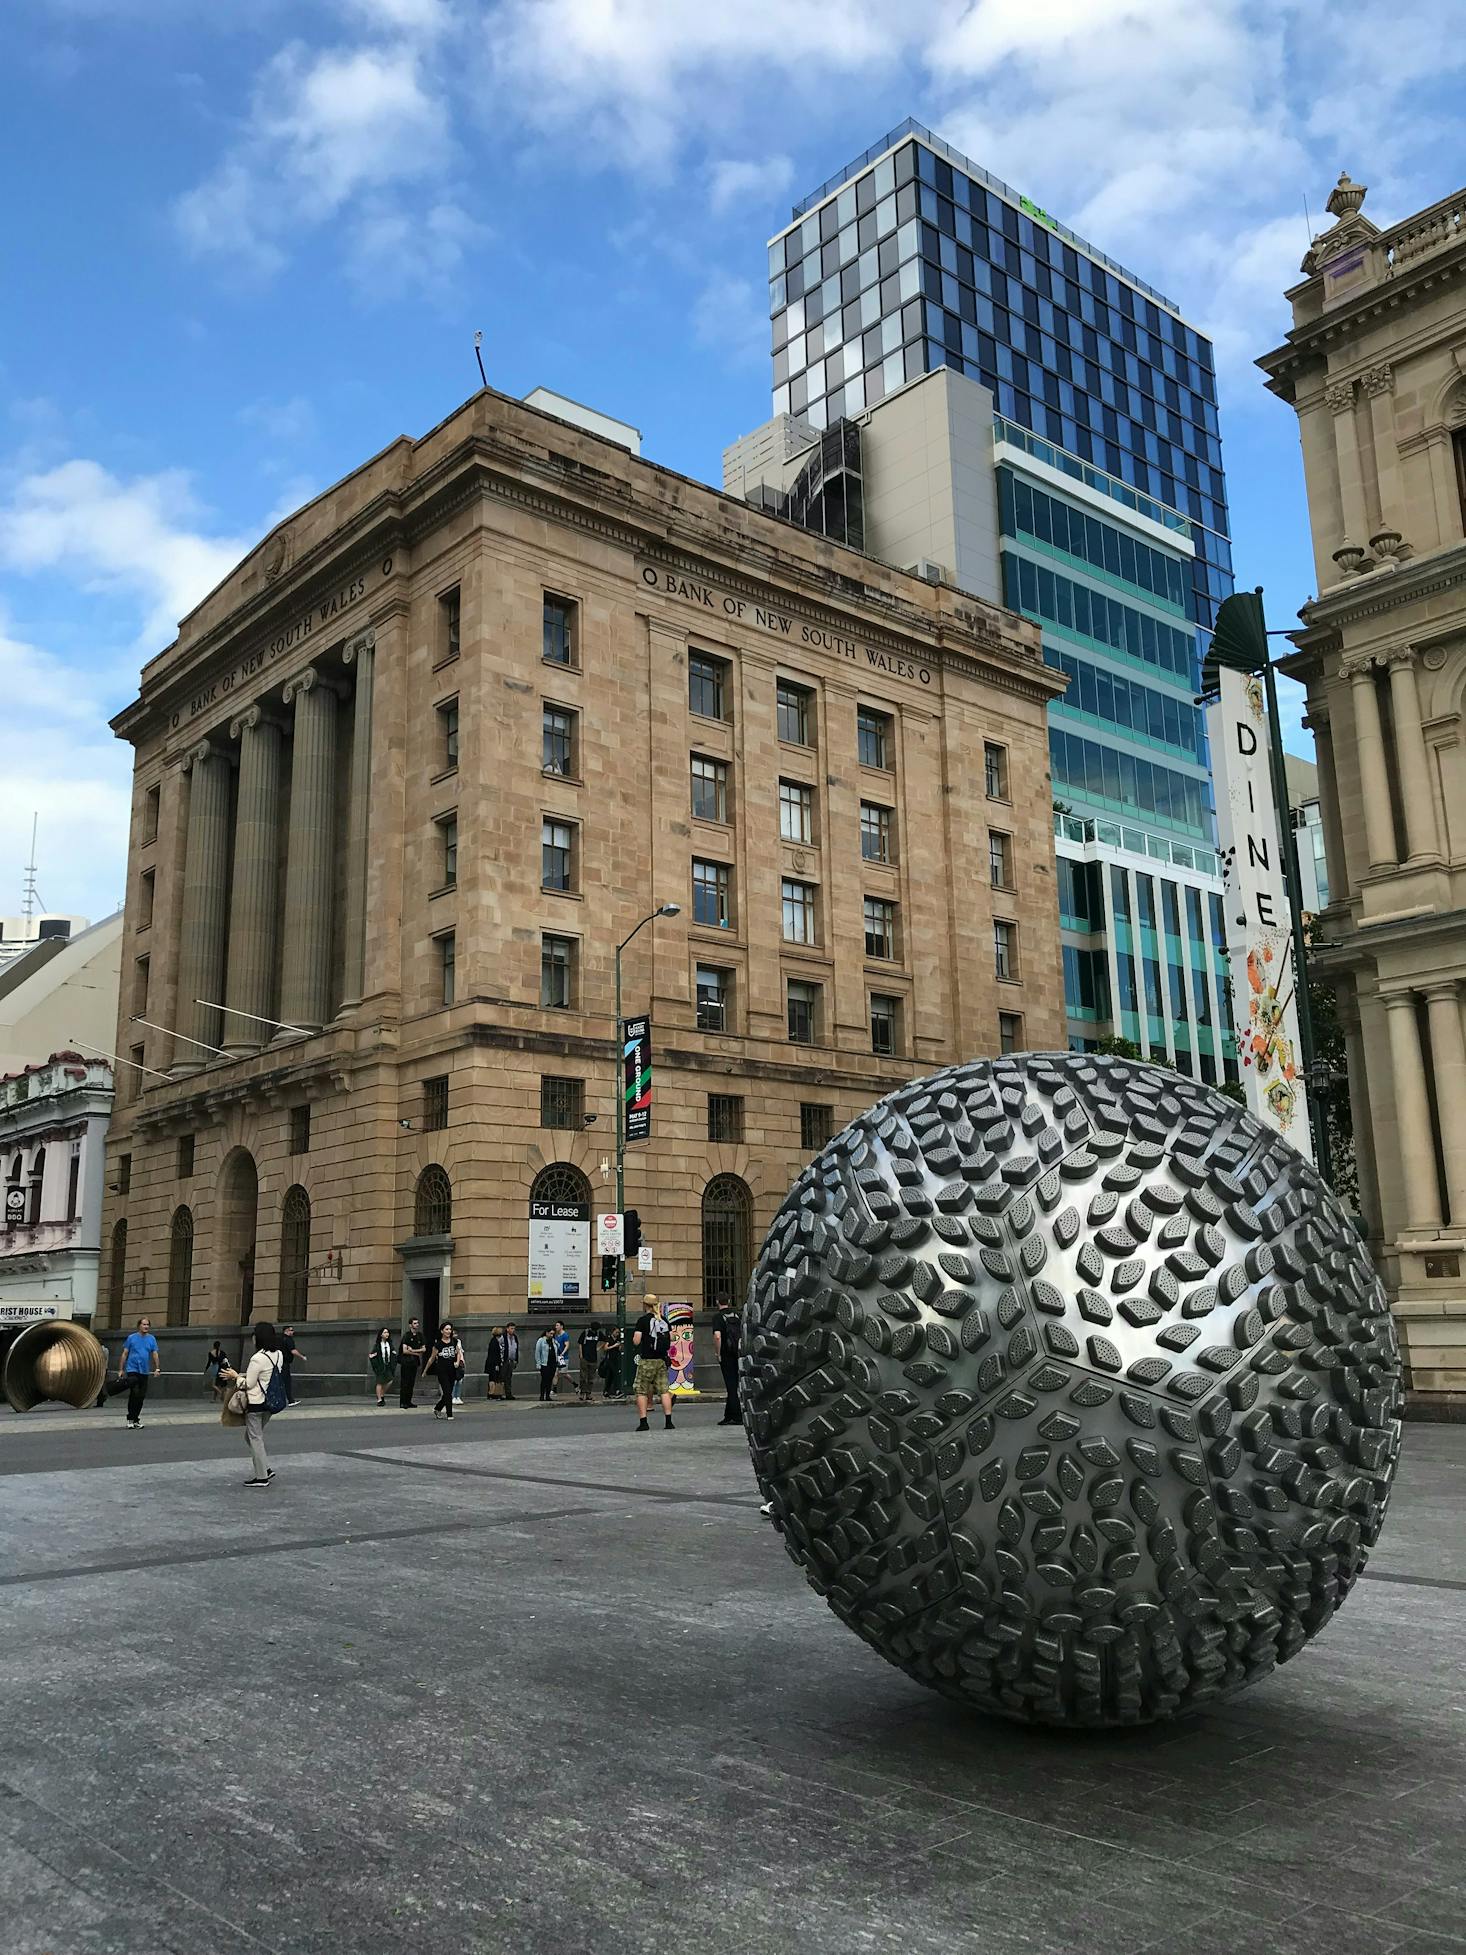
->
[223,1321,286,1486]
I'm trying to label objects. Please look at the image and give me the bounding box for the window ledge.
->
[690,709,732,727]
[431,652,460,674]
[996,974,1024,987]
[429,883,457,901]
[543,769,583,787]
[542,655,579,674]
[431,766,458,786]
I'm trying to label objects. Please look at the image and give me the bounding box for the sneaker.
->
[265,1470,276,1482]
[636,1418,650,1432]
[760,1500,774,1517]
[126,1419,140,1429]
[717,1417,739,1427]
[244,1477,268,1487]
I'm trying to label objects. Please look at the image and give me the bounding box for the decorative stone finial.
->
[1327,171,1367,221]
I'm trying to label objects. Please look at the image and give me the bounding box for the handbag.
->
[226,1382,249,1418]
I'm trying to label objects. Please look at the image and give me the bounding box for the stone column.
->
[1361,364,1401,545]
[1347,659,1398,872]
[1383,649,1440,863]
[173,741,233,1073]
[222,706,283,1051]
[277,667,340,1035]
[337,630,375,1012]
[1304,707,1348,904]
[1382,990,1442,1232]
[1422,981,1466,1227]
[1340,994,1381,1237]
[1326,379,1370,557]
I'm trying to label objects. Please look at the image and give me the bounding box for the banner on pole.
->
[623,1015,652,1143]
[1205,665,1313,1159]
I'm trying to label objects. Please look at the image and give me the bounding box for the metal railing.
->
[1054,810,1219,881]
[994,417,1193,539]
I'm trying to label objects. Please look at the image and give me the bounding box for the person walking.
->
[222,1321,286,1487]
[632,1302,674,1434]
[399,1317,426,1409]
[535,1328,558,1403]
[428,1323,465,1419]
[203,1339,230,1396]
[484,1326,506,1400]
[277,1324,305,1404]
[713,1296,742,1427]
[369,1326,396,1407]
[577,1321,603,1402]
[501,1324,519,1401]
[601,1324,624,1399]
[117,1315,160,1429]
[552,1320,571,1397]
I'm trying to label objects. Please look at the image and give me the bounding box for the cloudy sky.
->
[3,0,1462,922]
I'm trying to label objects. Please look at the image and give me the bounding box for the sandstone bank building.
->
[98,388,1062,1350]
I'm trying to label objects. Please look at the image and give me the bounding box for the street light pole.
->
[613,903,679,1389]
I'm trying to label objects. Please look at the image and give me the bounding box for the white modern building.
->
[0,1052,115,1325]
[0,911,123,1076]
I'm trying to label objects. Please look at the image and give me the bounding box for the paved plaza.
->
[1,1399,1463,1955]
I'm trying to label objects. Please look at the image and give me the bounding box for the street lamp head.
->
[657,903,681,917]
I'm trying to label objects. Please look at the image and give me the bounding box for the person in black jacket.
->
[429,1322,465,1420]
[484,1325,507,1400]
[398,1318,426,1409]
[713,1297,742,1426]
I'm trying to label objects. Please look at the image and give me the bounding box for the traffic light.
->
[623,1209,643,1257]
[599,1254,617,1292]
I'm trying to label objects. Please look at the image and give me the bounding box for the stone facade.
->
[97,388,1064,1343]
[1260,173,1466,1413]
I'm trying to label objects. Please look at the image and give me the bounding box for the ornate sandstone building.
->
[98,387,1062,1357]
[1260,174,1466,1414]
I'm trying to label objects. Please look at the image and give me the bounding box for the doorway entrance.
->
[414,1275,441,1343]
[218,1149,259,1325]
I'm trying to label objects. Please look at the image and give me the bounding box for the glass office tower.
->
[759,119,1238,1079]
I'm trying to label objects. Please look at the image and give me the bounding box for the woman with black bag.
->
[429,1321,465,1420]
[220,1321,287,1487]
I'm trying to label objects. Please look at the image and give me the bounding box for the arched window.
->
[108,1219,128,1328]
[414,1164,452,1237]
[529,1162,591,1210]
[701,1173,753,1312]
[167,1206,194,1327]
[279,1185,311,1323]
[27,1147,45,1225]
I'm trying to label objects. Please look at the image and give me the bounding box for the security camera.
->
[583,1113,598,1126]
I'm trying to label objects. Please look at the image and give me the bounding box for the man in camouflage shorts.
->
[632,1297,675,1433]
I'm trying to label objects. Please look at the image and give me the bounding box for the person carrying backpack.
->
[221,1321,289,1487]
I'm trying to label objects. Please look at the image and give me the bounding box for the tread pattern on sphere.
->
[741,1053,1401,1727]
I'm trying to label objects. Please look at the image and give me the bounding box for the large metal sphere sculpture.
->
[743,1054,1400,1726]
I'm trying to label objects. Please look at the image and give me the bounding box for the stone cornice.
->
[1258,233,1466,401]
[1287,542,1466,644]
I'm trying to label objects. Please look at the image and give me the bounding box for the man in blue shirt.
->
[118,1315,160,1428]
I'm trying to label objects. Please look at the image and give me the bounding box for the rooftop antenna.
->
[21,814,47,920]
[1303,189,1314,249]
[473,330,487,391]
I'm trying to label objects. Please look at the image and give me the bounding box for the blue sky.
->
[3,0,1462,922]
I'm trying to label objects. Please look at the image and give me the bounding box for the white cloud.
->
[342,192,487,295]
[693,272,768,368]
[339,0,452,34]
[0,615,133,925]
[0,459,246,644]
[708,155,793,217]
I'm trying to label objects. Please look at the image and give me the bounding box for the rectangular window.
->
[437,812,458,888]
[989,830,1013,890]
[857,707,893,769]
[288,1104,310,1155]
[781,878,818,945]
[864,896,897,960]
[118,1153,132,1196]
[128,1045,145,1097]
[695,964,730,1032]
[423,1075,448,1132]
[540,933,575,1009]
[779,778,814,843]
[994,919,1018,981]
[542,818,575,892]
[438,586,461,665]
[540,1076,584,1130]
[998,1010,1023,1055]
[177,1134,195,1180]
[134,955,149,1014]
[777,679,814,746]
[138,869,155,931]
[707,1094,744,1143]
[800,1102,833,1152]
[860,802,892,862]
[787,978,820,1044]
[692,858,731,929]
[438,931,457,1006]
[543,592,576,666]
[870,993,900,1055]
[141,783,160,846]
[437,697,459,772]
[66,1150,80,1223]
[985,741,1010,799]
[1455,426,1466,533]
[542,703,576,777]
[691,754,729,824]
[689,651,729,720]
